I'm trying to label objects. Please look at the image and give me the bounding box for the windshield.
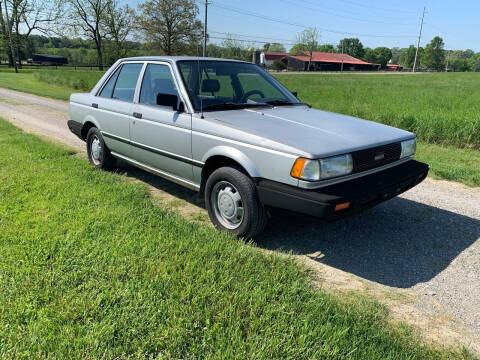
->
[177,60,300,111]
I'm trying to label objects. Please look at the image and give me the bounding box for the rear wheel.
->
[205,166,268,239]
[86,127,116,170]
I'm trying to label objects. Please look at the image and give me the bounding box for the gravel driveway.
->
[1,87,479,354]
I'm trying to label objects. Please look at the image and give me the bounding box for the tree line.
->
[267,29,480,72]
[0,0,203,70]
[1,0,479,72]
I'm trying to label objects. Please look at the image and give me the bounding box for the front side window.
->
[177,60,299,111]
[112,63,143,102]
[139,64,178,106]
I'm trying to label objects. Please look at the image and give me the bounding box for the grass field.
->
[0,68,79,100]
[33,69,104,92]
[0,118,474,359]
[275,72,480,149]
[0,68,478,186]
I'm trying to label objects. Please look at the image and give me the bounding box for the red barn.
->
[287,52,379,71]
[260,51,288,67]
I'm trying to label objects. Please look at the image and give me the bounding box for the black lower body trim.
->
[67,120,84,140]
[256,160,429,220]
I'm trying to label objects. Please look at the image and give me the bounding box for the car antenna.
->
[197,54,204,119]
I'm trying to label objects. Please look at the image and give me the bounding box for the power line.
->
[327,0,417,14]
[209,36,297,46]
[296,0,416,20]
[278,0,417,26]
[210,3,416,38]
[210,30,295,43]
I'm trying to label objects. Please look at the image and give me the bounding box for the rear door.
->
[131,62,193,182]
[95,62,144,157]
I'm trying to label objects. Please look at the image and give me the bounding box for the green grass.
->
[274,72,480,149]
[416,143,480,186]
[33,69,104,92]
[0,118,474,359]
[0,68,80,100]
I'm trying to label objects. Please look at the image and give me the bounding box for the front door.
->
[131,63,193,182]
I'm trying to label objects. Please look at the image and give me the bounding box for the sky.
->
[126,0,480,52]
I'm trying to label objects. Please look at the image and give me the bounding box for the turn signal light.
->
[334,202,352,212]
[290,158,307,178]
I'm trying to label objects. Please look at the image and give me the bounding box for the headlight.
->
[290,158,320,181]
[319,154,353,179]
[401,138,416,158]
[291,154,353,181]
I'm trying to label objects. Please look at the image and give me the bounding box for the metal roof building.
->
[260,51,380,71]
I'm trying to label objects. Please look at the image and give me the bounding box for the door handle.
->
[92,103,98,108]
[133,112,142,119]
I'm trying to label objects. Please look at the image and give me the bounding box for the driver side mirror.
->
[156,93,184,112]
[291,91,298,97]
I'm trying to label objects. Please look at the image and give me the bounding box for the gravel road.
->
[1,87,479,354]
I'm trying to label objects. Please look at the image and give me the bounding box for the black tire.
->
[86,127,116,170]
[205,166,268,239]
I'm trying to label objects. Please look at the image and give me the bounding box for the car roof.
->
[119,56,251,64]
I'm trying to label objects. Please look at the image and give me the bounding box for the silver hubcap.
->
[211,181,244,229]
[91,136,102,165]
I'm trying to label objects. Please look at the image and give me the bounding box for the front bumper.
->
[256,160,429,220]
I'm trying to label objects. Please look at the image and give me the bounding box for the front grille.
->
[352,142,401,173]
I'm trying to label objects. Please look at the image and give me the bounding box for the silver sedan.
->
[68,57,428,237]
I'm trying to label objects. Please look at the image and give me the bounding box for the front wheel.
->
[86,127,116,170]
[205,166,268,239]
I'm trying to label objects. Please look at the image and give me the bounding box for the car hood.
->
[204,106,414,158]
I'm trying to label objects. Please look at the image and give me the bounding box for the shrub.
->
[271,60,287,71]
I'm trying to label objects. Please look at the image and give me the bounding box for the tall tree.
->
[267,43,285,52]
[337,38,365,59]
[0,1,14,66]
[221,36,251,61]
[103,0,134,61]
[135,0,202,56]
[390,47,402,64]
[65,0,110,70]
[294,27,319,70]
[373,47,392,67]
[9,0,61,66]
[399,45,417,68]
[423,36,445,71]
[317,44,335,53]
[363,47,376,63]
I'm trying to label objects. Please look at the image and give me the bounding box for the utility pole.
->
[203,1,209,57]
[413,6,425,73]
[341,42,344,72]
[3,0,17,73]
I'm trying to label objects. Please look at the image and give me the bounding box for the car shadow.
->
[257,197,480,288]
[115,161,479,289]
[115,161,202,206]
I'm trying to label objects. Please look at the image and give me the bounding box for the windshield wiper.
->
[264,100,309,107]
[201,102,268,111]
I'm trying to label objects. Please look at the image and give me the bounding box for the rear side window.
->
[112,63,143,102]
[139,64,178,106]
[99,68,120,98]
